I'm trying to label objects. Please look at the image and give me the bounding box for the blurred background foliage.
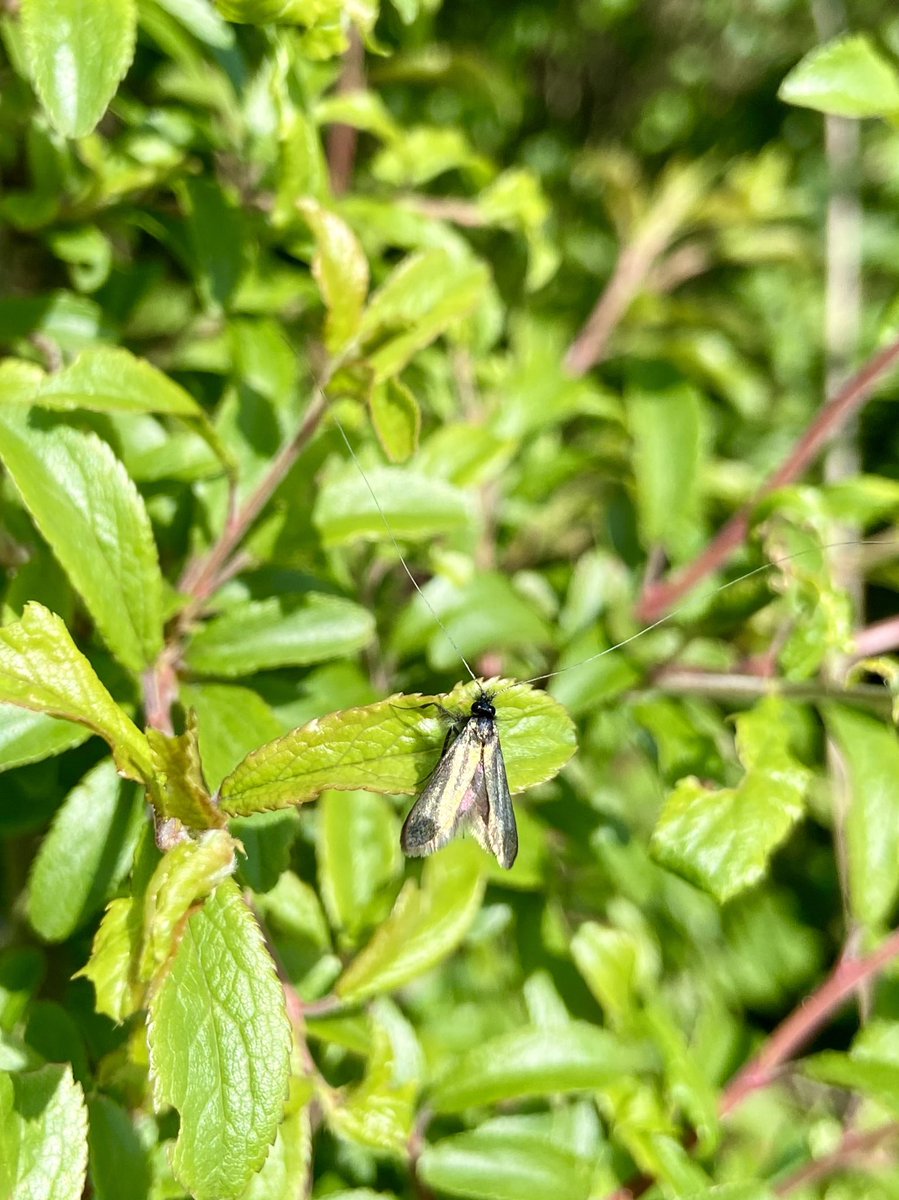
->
[2,0,899,1198]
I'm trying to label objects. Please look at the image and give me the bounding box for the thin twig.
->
[719,927,899,1116]
[650,668,893,716]
[775,1121,899,1195]
[853,615,899,658]
[636,332,899,623]
[327,27,365,196]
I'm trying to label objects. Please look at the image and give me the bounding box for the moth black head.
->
[470,693,496,721]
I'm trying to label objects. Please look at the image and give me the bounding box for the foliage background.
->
[3,1,899,1199]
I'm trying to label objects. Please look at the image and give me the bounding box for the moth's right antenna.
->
[331,413,479,685]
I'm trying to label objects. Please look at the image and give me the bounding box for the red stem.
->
[636,332,899,623]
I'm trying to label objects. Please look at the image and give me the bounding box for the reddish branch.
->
[142,389,329,732]
[326,28,365,196]
[636,331,899,623]
[604,928,899,1200]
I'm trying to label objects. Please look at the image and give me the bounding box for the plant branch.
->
[775,1121,899,1195]
[853,615,899,658]
[719,927,899,1116]
[327,27,365,196]
[636,331,899,623]
[651,668,893,716]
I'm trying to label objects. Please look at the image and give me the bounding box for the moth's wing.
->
[468,730,518,869]
[401,722,483,858]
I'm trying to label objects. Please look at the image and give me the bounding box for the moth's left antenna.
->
[331,412,478,685]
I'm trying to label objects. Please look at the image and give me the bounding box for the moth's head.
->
[470,692,496,720]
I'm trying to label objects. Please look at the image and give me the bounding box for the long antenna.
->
[331,415,479,684]
[508,538,891,692]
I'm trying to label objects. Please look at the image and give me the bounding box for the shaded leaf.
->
[370,379,420,463]
[0,704,88,772]
[823,704,899,926]
[147,714,226,831]
[28,759,144,942]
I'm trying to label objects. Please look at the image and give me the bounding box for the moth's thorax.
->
[471,715,497,742]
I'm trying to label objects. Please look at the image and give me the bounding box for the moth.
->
[401,690,518,869]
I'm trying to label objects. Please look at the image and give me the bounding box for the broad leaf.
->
[181,683,285,792]
[0,604,153,782]
[87,1095,152,1200]
[319,789,401,938]
[651,698,809,902]
[21,0,137,137]
[28,759,144,942]
[184,594,375,677]
[314,464,473,545]
[419,1129,594,1200]
[218,678,576,816]
[429,1022,650,1113]
[0,1064,88,1200]
[0,704,88,772]
[148,880,292,1200]
[0,412,164,673]
[336,842,485,1003]
[779,33,899,120]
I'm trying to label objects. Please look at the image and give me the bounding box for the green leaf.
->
[358,249,490,380]
[319,790,401,938]
[322,1024,416,1155]
[0,948,44,1033]
[146,714,226,831]
[314,463,473,546]
[651,698,809,903]
[27,759,144,942]
[179,177,246,312]
[75,898,140,1022]
[429,1021,650,1113]
[0,704,88,772]
[822,704,899,926]
[571,922,645,1027]
[418,1129,594,1200]
[370,379,421,463]
[0,1064,88,1200]
[779,33,899,120]
[139,829,238,981]
[298,199,369,353]
[148,880,292,1200]
[628,379,703,558]
[0,412,164,673]
[21,347,229,467]
[218,678,576,817]
[236,1076,310,1200]
[183,594,375,677]
[336,841,485,1003]
[21,0,137,137]
[181,683,285,793]
[87,1095,152,1200]
[804,1050,899,1114]
[0,603,153,782]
